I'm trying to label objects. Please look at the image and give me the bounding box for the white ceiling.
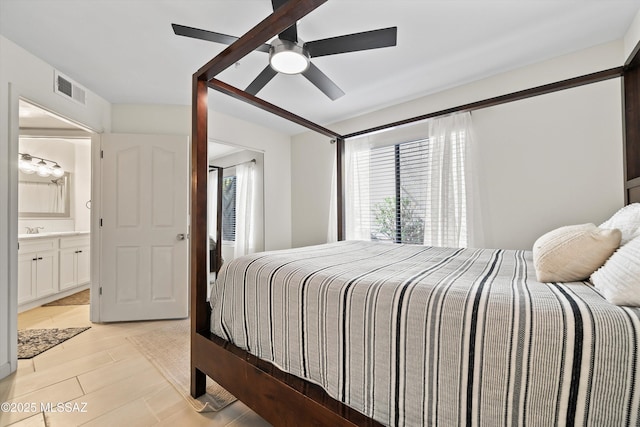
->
[1,1,639,135]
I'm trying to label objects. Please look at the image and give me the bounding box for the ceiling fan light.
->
[269,40,309,75]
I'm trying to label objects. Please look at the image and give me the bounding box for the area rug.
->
[127,319,236,412]
[18,327,91,359]
[43,289,90,306]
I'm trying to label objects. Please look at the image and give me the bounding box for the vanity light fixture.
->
[18,153,65,178]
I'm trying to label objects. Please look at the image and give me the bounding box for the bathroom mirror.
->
[18,170,71,218]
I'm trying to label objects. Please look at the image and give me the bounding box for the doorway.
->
[208,141,265,289]
[16,99,94,322]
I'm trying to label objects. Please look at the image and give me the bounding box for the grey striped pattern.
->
[210,241,640,426]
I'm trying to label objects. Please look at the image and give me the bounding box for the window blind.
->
[222,175,237,241]
[346,129,468,247]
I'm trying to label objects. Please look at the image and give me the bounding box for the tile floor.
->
[0,304,271,427]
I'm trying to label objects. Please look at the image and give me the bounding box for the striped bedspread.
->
[209,241,640,426]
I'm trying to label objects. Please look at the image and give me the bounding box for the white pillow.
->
[533,223,621,283]
[599,203,640,245]
[591,236,640,306]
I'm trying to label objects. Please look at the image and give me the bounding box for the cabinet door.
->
[17,253,36,304]
[36,251,58,298]
[76,246,91,285]
[59,247,77,290]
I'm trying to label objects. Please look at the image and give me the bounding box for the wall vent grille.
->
[54,71,87,106]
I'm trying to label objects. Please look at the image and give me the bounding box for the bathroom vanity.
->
[18,232,90,311]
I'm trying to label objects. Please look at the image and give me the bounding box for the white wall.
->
[292,41,626,250]
[624,8,640,62]
[111,104,292,251]
[473,79,622,249]
[0,35,111,380]
[291,132,336,248]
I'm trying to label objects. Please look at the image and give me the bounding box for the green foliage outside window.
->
[372,197,424,244]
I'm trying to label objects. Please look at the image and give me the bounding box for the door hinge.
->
[99,287,102,296]
[100,218,103,227]
[100,150,104,159]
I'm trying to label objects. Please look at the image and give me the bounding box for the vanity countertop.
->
[18,231,90,240]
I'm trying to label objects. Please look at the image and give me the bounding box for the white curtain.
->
[208,171,218,240]
[207,170,218,275]
[234,161,257,258]
[327,151,338,243]
[342,111,482,247]
[423,112,480,248]
[344,137,372,240]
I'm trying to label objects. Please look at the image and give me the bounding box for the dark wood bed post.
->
[624,40,640,204]
[190,74,209,398]
[336,137,345,240]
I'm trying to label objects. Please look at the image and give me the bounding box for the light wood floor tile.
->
[5,304,272,426]
[32,335,126,372]
[142,382,189,421]
[45,366,166,426]
[106,341,142,361]
[224,407,272,427]
[5,412,46,427]
[77,354,150,394]
[0,351,112,399]
[15,361,33,375]
[80,397,159,427]
[0,378,84,427]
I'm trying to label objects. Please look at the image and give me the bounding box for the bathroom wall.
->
[18,138,91,233]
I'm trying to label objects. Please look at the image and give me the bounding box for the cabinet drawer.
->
[18,239,57,254]
[60,236,90,249]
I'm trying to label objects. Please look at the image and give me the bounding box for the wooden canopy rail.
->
[191,1,640,425]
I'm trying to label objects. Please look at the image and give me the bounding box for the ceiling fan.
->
[172,0,397,100]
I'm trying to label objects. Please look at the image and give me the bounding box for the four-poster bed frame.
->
[190,1,640,425]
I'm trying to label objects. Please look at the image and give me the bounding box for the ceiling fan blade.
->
[245,65,278,96]
[304,27,397,58]
[270,0,297,42]
[302,63,345,100]
[172,23,270,53]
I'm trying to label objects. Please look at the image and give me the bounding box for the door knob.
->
[176,233,186,241]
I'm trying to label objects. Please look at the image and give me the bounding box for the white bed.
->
[210,240,640,426]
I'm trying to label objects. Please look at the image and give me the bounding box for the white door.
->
[100,134,189,321]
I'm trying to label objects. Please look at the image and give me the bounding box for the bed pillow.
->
[599,203,640,245]
[533,223,621,283]
[591,236,640,306]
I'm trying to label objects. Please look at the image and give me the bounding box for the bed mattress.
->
[210,241,640,426]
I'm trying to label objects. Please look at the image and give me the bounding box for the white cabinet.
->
[59,236,91,290]
[17,239,59,304]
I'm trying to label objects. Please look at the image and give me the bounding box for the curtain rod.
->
[209,158,256,171]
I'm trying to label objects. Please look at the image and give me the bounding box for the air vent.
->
[54,71,86,106]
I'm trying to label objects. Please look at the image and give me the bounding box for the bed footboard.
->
[191,331,381,427]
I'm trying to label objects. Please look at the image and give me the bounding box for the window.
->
[222,176,236,241]
[369,140,429,244]
[345,112,471,248]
